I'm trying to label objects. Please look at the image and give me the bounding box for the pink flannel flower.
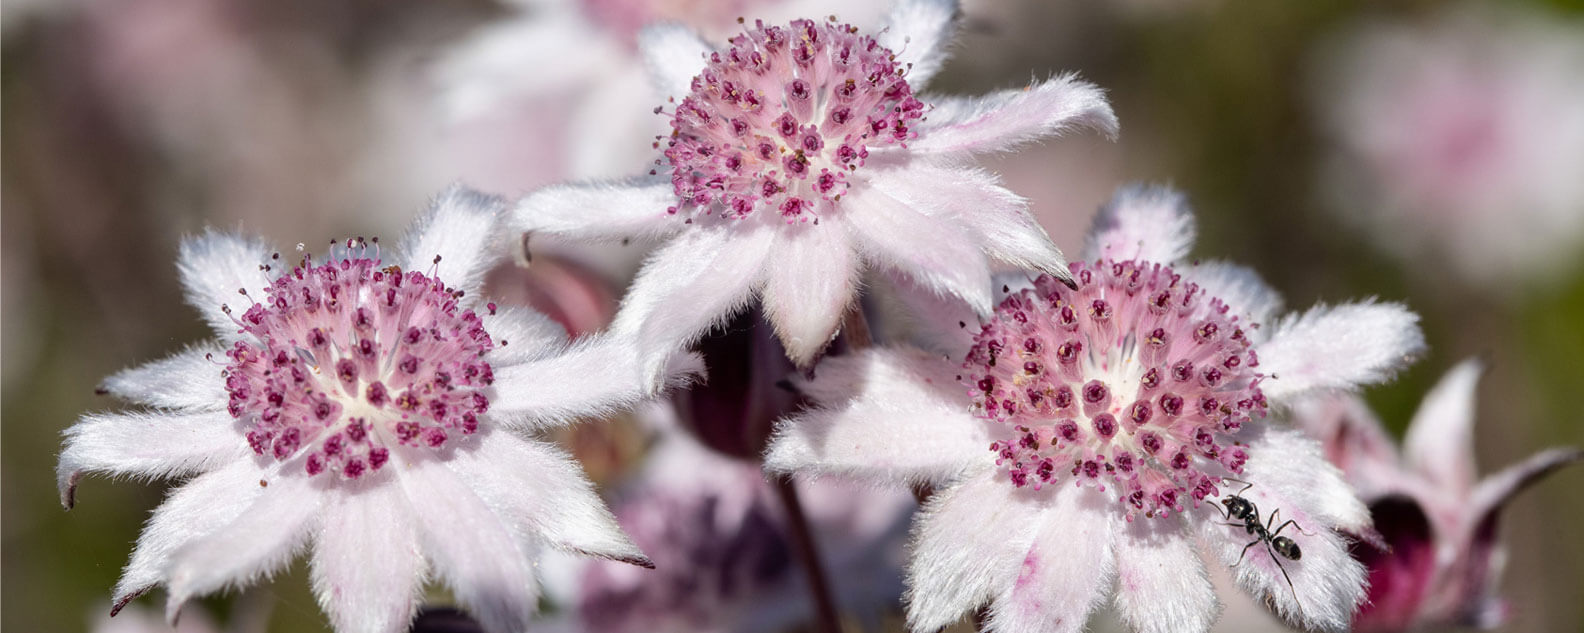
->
[58,187,701,633]
[1291,360,1582,631]
[511,0,1118,371]
[765,186,1427,633]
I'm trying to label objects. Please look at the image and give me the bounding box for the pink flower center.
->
[222,242,496,479]
[963,263,1269,520]
[661,17,925,223]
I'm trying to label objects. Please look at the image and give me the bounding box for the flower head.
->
[59,187,702,633]
[765,185,1427,633]
[1291,360,1583,631]
[513,0,1118,370]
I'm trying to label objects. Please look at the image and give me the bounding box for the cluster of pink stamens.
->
[659,17,925,223]
[221,240,496,479]
[963,263,1270,519]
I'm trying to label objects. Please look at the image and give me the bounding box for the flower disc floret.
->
[965,263,1269,519]
[222,240,496,479]
[661,17,925,223]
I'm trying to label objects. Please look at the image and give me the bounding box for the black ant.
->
[1218,479,1304,611]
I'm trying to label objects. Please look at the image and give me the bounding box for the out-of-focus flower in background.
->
[1291,359,1583,632]
[426,0,888,190]
[1312,5,1584,290]
[542,411,913,633]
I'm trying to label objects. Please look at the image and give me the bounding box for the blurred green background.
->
[4,0,1581,631]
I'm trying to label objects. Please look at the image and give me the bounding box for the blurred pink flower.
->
[543,413,913,633]
[58,188,701,633]
[429,0,888,187]
[1313,6,1584,288]
[766,186,1426,633]
[1291,359,1583,631]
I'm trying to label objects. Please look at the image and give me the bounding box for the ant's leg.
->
[1266,508,1282,532]
[1270,543,1304,617]
[1235,539,1260,566]
[1271,519,1298,538]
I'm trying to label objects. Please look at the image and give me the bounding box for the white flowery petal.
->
[873,164,1071,283]
[1181,261,1285,329]
[177,230,276,341]
[609,226,774,378]
[1467,447,1584,534]
[878,0,958,88]
[1402,358,1483,496]
[511,178,681,244]
[765,347,989,487]
[1198,430,1368,633]
[566,67,658,180]
[453,435,650,567]
[99,345,227,412]
[909,75,1118,157]
[845,183,994,316]
[983,488,1116,633]
[760,224,861,367]
[490,334,704,430]
[905,474,1045,633]
[164,473,324,621]
[58,411,250,509]
[638,24,712,100]
[112,461,264,613]
[1111,517,1219,633]
[1081,185,1196,265]
[398,186,507,298]
[398,453,539,633]
[435,11,619,120]
[873,271,982,360]
[310,482,425,633]
[480,306,570,366]
[1257,301,1425,401]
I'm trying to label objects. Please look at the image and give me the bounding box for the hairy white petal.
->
[610,226,773,379]
[765,347,989,487]
[453,435,649,567]
[878,0,958,88]
[1198,429,1369,632]
[511,178,681,244]
[873,164,1071,283]
[871,270,983,360]
[982,487,1115,633]
[481,306,570,366]
[760,225,861,367]
[845,181,994,316]
[490,334,704,430]
[1402,359,1483,496]
[905,474,1044,633]
[434,11,619,119]
[1081,185,1196,264]
[1258,301,1426,402]
[58,411,249,509]
[164,473,323,621]
[99,345,228,412]
[398,186,508,298]
[1181,261,1285,330]
[177,230,276,341]
[310,482,425,633]
[910,75,1117,157]
[638,24,712,100]
[566,66,659,180]
[399,453,540,633]
[1111,517,1219,633]
[112,461,265,612]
